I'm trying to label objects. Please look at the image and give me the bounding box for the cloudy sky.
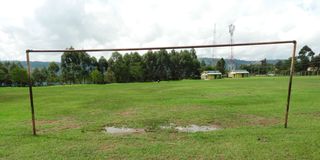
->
[0,0,319,61]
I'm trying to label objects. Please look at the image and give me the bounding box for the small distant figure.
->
[157,79,160,83]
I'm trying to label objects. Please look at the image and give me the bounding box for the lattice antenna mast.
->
[229,24,235,70]
[212,23,216,67]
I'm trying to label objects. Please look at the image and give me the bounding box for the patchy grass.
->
[0,76,320,159]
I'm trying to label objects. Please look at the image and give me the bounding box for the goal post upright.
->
[26,40,297,135]
[26,50,36,135]
[284,40,297,128]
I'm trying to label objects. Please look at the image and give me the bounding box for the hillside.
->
[198,57,281,67]
[0,61,60,69]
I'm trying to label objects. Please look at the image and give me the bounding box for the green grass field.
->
[1,77,319,159]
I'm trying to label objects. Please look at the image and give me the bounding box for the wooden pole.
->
[284,41,297,128]
[26,51,36,135]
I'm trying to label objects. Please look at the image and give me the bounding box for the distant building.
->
[307,67,319,72]
[228,70,249,78]
[201,71,222,80]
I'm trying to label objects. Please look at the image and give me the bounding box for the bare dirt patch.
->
[99,143,117,151]
[116,109,137,117]
[35,117,80,133]
[297,112,320,118]
[240,114,279,127]
[36,120,59,125]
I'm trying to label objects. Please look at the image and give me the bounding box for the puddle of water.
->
[175,124,220,133]
[161,124,221,133]
[105,124,221,134]
[105,127,145,134]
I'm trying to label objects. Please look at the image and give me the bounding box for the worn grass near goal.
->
[0,76,319,159]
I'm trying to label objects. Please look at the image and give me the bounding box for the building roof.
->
[202,70,222,75]
[229,70,249,74]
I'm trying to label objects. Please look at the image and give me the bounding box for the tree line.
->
[0,47,201,86]
[0,62,28,86]
[1,45,319,86]
[60,47,200,84]
[275,45,320,73]
[238,45,320,75]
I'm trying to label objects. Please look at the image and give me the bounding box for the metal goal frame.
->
[26,40,297,135]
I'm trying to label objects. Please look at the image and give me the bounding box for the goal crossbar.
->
[26,40,297,135]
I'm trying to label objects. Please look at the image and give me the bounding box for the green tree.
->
[0,62,6,85]
[108,52,128,82]
[310,54,320,71]
[0,62,15,85]
[260,58,267,74]
[216,58,226,74]
[155,49,170,80]
[169,49,183,80]
[32,68,42,85]
[98,56,108,75]
[125,52,143,82]
[105,67,116,83]
[61,47,91,84]
[275,60,285,73]
[40,67,48,84]
[48,62,60,83]
[11,65,28,86]
[297,45,315,71]
[142,50,157,81]
[90,69,104,84]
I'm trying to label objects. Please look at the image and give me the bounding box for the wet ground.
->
[104,127,145,134]
[174,124,220,132]
[105,124,221,134]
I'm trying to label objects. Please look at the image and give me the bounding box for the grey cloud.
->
[34,0,124,48]
[0,0,320,61]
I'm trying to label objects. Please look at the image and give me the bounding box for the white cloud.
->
[0,0,319,61]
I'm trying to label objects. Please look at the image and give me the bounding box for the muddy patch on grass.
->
[104,127,145,135]
[239,114,279,127]
[33,117,80,133]
[297,112,320,118]
[117,109,137,117]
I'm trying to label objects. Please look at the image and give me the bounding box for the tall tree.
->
[108,52,128,82]
[10,64,28,86]
[298,45,315,71]
[61,47,91,84]
[0,62,14,85]
[98,56,108,75]
[90,69,104,84]
[127,52,143,82]
[48,62,60,83]
[32,68,42,85]
[0,62,5,85]
[40,67,48,84]
[169,49,183,80]
[142,50,157,81]
[310,54,320,71]
[216,58,226,74]
[155,49,170,80]
[260,58,267,74]
[105,67,116,83]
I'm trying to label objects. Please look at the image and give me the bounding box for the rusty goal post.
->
[26,40,297,135]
